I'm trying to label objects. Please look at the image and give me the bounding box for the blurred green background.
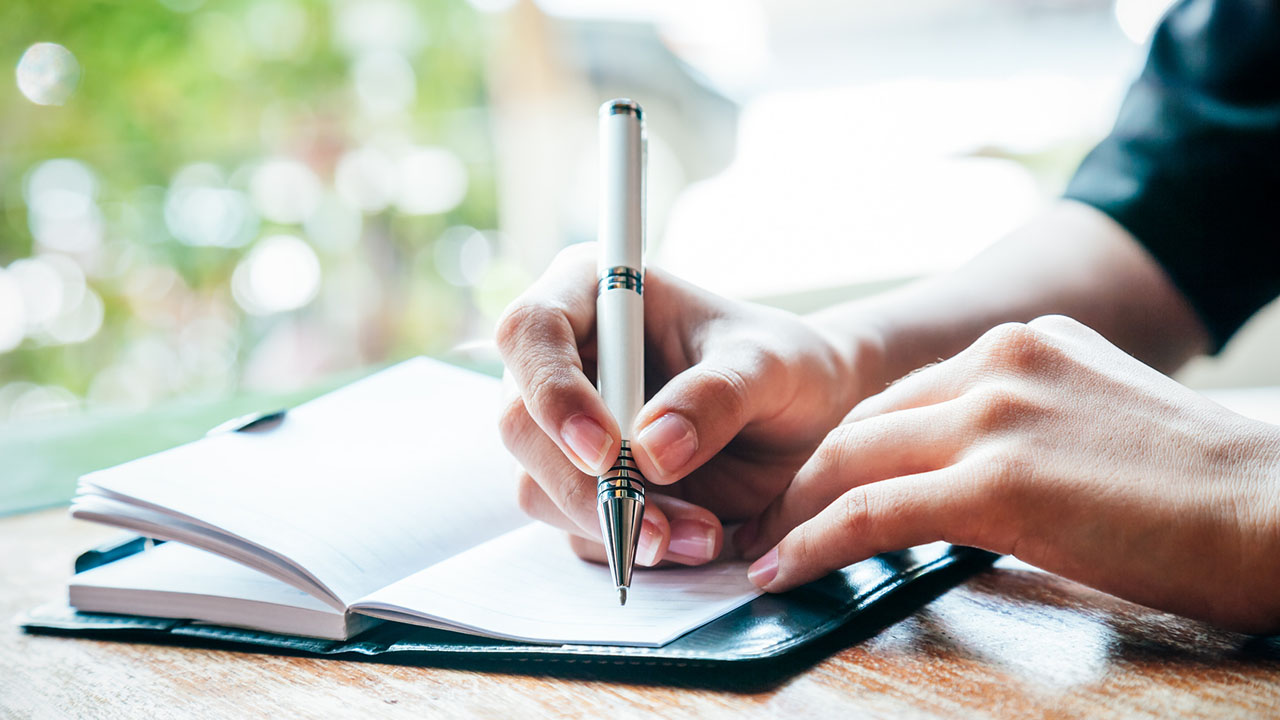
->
[2,0,518,414]
[1,0,534,513]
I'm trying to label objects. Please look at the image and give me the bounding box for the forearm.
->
[809,200,1211,392]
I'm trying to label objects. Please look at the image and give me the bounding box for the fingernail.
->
[636,518,663,566]
[562,414,611,474]
[734,517,760,556]
[748,547,779,588]
[636,413,698,477]
[668,519,717,563]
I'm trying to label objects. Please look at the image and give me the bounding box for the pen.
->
[595,98,647,606]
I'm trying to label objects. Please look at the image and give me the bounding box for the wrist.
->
[1216,417,1280,633]
[802,308,888,414]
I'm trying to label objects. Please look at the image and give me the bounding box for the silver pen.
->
[595,98,647,606]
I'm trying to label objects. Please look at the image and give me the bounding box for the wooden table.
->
[4,507,1279,718]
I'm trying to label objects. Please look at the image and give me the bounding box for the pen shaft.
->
[596,101,646,436]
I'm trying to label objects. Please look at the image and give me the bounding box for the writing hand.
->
[496,244,875,567]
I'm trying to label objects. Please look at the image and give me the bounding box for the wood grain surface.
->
[3,507,1280,719]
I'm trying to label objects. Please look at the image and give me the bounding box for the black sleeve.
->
[1063,0,1280,351]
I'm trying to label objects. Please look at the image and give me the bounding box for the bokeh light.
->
[335,147,398,212]
[165,163,257,247]
[304,194,364,251]
[6,258,65,330]
[250,158,323,224]
[15,42,80,106]
[4,253,101,346]
[246,0,310,60]
[466,0,517,13]
[396,147,469,215]
[352,50,417,116]
[232,234,323,315]
[2,383,79,421]
[333,0,424,56]
[434,226,492,287]
[45,288,104,345]
[24,159,103,253]
[0,270,26,353]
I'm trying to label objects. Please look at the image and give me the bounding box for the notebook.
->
[66,358,765,647]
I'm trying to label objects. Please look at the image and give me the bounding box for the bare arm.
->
[812,200,1211,390]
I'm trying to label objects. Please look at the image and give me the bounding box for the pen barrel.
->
[596,288,643,438]
[597,100,644,275]
[596,99,646,438]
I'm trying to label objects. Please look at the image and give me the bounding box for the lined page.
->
[76,358,529,606]
[353,523,763,647]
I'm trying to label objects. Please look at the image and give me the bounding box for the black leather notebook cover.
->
[21,541,996,668]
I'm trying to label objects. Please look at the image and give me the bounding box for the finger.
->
[568,534,610,564]
[651,493,723,565]
[630,344,790,485]
[747,467,977,592]
[555,491,725,567]
[842,357,967,426]
[514,470,599,540]
[496,243,618,476]
[736,398,971,558]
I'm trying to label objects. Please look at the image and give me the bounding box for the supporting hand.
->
[737,315,1280,632]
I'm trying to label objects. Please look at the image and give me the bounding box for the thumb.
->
[630,349,783,484]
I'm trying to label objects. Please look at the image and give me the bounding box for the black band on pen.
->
[602,99,643,121]
[597,266,643,296]
[597,440,646,503]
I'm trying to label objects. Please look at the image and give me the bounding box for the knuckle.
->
[494,300,544,358]
[525,364,580,421]
[966,384,1040,432]
[690,364,752,426]
[561,479,598,528]
[967,445,1032,504]
[948,448,1030,553]
[976,322,1059,374]
[812,424,858,475]
[789,523,820,569]
[744,344,788,382]
[835,486,873,536]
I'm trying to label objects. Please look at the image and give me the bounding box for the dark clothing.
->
[1064,0,1280,351]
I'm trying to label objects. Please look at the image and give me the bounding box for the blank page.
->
[76,358,529,607]
[353,523,763,647]
[69,542,376,640]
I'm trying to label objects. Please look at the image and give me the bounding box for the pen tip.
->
[618,587,627,606]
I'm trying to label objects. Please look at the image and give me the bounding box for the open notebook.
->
[69,359,761,647]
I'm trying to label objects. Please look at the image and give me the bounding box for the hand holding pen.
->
[494,99,859,579]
